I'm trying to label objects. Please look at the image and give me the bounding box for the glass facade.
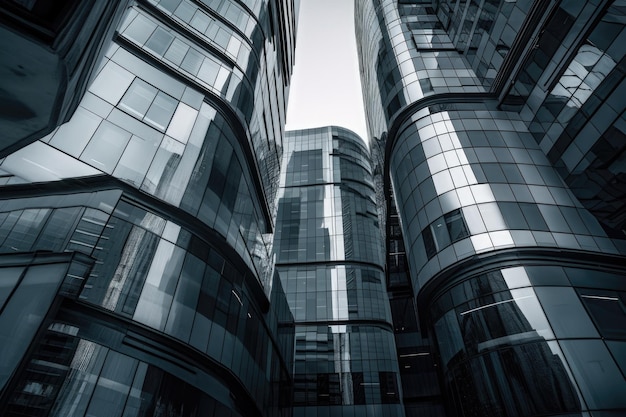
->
[275,127,404,416]
[0,1,130,156]
[0,0,296,416]
[0,184,295,417]
[2,0,626,415]
[355,1,626,416]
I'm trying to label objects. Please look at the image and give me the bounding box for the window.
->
[423,223,437,259]
[579,289,626,338]
[144,92,177,131]
[445,209,470,240]
[379,372,400,404]
[145,27,174,55]
[81,121,132,173]
[119,79,157,118]
[118,79,178,132]
[422,209,469,259]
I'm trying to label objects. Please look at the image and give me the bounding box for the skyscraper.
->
[2,1,626,416]
[355,1,626,416]
[0,1,297,416]
[275,126,404,416]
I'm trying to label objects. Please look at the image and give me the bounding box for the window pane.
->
[81,121,132,173]
[158,0,181,13]
[165,254,204,342]
[35,207,82,252]
[50,106,102,156]
[181,48,203,75]
[133,241,185,330]
[166,103,197,143]
[85,351,137,417]
[124,14,156,45]
[114,134,161,186]
[190,10,210,32]
[215,27,230,49]
[197,58,220,86]
[141,136,185,197]
[144,92,177,131]
[164,38,189,66]
[3,209,49,252]
[119,79,157,119]
[145,27,174,56]
[89,61,135,105]
[49,340,108,417]
[423,225,437,259]
[432,216,451,249]
[579,290,626,338]
[445,209,469,242]
[520,203,549,231]
[536,287,599,338]
[560,339,626,410]
[0,264,67,390]
[0,267,23,311]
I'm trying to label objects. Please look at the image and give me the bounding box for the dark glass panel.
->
[445,209,469,242]
[379,372,400,404]
[579,289,626,338]
[423,225,437,259]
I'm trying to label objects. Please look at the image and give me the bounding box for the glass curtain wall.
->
[355,1,626,416]
[274,126,405,417]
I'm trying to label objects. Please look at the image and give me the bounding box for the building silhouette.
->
[355,1,626,416]
[0,0,297,416]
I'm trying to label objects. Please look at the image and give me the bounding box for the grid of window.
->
[389,106,619,289]
[5,329,248,417]
[355,1,626,416]
[430,264,626,415]
[506,1,626,234]
[0,191,293,406]
[147,0,251,67]
[38,46,273,285]
[277,127,402,415]
[121,8,238,97]
[278,265,390,323]
[292,325,401,408]
[59,2,286,218]
[357,2,486,123]
[276,128,384,267]
[422,209,469,259]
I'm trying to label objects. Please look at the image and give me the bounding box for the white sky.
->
[285,0,368,142]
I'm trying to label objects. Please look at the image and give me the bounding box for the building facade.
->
[355,1,626,416]
[274,126,404,417]
[0,0,297,416]
[0,0,130,156]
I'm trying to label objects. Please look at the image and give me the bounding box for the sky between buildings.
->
[284,0,369,143]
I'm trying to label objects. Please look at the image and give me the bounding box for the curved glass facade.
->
[0,0,296,289]
[430,263,626,416]
[275,127,404,416]
[390,103,618,288]
[0,0,296,416]
[356,1,626,416]
[0,185,294,417]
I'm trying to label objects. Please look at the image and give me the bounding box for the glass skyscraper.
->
[0,0,296,416]
[275,126,404,416]
[356,1,626,416]
[1,0,626,416]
